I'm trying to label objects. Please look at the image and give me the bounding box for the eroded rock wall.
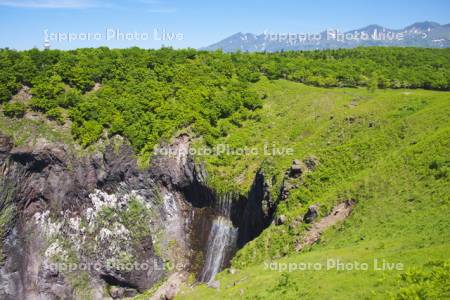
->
[0,133,277,299]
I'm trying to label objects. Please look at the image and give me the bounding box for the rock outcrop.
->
[303,203,320,223]
[280,156,319,200]
[295,200,355,251]
[237,169,276,248]
[0,135,167,299]
[0,132,278,299]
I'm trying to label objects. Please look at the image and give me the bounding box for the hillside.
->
[0,48,448,299]
[177,80,450,299]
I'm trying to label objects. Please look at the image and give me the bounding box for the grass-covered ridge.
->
[178,80,449,299]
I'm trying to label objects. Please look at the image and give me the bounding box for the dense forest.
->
[1,47,449,158]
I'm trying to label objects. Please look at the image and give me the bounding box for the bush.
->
[46,107,65,124]
[73,120,103,146]
[29,97,57,112]
[395,261,450,299]
[3,102,26,118]
[30,74,65,99]
[0,86,13,104]
[57,89,81,108]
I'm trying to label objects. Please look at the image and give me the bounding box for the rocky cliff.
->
[0,133,276,299]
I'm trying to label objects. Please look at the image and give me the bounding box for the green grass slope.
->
[179,80,450,299]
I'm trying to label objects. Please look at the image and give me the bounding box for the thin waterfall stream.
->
[199,193,238,282]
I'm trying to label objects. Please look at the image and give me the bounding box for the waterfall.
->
[199,193,238,282]
[215,192,233,218]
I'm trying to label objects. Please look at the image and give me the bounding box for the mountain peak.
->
[356,24,386,32]
[405,21,441,30]
[203,21,450,52]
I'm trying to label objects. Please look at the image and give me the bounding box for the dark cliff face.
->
[0,135,166,299]
[0,133,276,299]
[237,169,276,248]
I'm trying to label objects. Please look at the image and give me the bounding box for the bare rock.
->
[109,286,124,299]
[149,272,188,300]
[92,82,102,91]
[288,160,303,178]
[108,285,138,299]
[0,134,13,161]
[345,116,357,123]
[0,133,165,298]
[275,214,287,225]
[207,280,220,289]
[238,168,275,247]
[280,179,297,200]
[150,134,194,188]
[303,203,320,223]
[296,200,355,251]
[12,86,32,103]
[303,156,319,171]
[162,283,178,299]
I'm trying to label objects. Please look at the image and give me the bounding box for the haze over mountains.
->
[203,21,450,52]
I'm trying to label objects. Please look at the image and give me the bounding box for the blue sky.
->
[0,0,449,50]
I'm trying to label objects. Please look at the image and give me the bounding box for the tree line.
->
[0,46,448,157]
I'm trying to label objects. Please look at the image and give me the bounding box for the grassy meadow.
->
[179,79,450,299]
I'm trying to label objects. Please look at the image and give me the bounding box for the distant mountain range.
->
[202,21,450,52]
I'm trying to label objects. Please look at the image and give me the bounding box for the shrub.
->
[29,97,57,112]
[3,102,26,118]
[46,107,65,125]
[57,89,82,108]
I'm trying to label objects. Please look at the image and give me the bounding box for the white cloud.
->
[0,0,177,12]
[0,0,99,9]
